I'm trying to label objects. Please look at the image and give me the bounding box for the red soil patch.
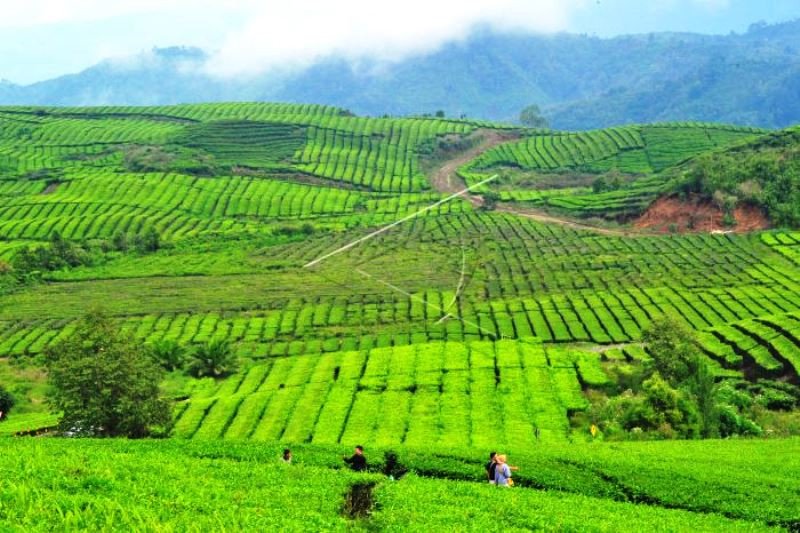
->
[635,195,769,234]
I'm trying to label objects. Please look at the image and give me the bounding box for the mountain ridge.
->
[1,20,799,129]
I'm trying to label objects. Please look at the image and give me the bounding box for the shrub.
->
[13,231,91,273]
[122,145,175,172]
[150,339,187,372]
[134,228,161,253]
[0,386,15,420]
[382,450,409,480]
[755,387,797,411]
[188,339,238,378]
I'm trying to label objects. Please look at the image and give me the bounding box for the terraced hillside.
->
[1,103,799,445]
[460,122,765,220]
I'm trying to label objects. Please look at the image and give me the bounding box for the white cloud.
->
[0,0,259,28]
[204,0,586,78]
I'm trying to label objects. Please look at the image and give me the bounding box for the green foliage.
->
[149,339,187,372]
[381,450,409,480]
[679,128,800,227]
[598,373,699,439]
[13,232,91,274]
[187,339,238,378]
[137,227,161,253]
[122,145,178,172]
[688,359,719,438]
[0,385,14,420]
[592,174,623,193]
[44,311,172,437]
[111,228,162,254]
[642,316,701,386]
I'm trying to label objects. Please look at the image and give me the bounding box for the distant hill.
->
[1,20,799,129]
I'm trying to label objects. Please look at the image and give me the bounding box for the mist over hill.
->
[1,20,799,129]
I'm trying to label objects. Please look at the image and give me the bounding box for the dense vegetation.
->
[675,127,800,226]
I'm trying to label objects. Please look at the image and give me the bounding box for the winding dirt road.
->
[430,129,512,198]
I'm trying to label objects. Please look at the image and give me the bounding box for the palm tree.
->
[188,339,238,378]
[149,339,186,372]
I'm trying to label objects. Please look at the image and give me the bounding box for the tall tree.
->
[45,311,172,437]
[641,316,701,386]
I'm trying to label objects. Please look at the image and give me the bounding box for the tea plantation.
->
[1,103,799,530]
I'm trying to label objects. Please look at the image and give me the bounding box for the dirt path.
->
[427,129,646,237]
[495,204,643,237]
[429,129,513,207]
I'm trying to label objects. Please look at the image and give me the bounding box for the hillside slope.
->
[1,104,800,446]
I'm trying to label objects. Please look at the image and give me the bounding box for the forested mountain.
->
[0,20,798,129]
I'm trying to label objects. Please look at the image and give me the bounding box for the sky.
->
[0,0,798,84]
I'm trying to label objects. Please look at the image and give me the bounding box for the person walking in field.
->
[486,452,498,484]
[494,454,514,487]
[281,448,292,464]
[343,445,367,472]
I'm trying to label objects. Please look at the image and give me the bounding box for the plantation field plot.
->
[0,438,374,532]
[467,123,762,175]
[3,434,796,531]
[541,175,670,218]
[370,476,774,532]
[0,103,480,194]
[170,340,597,445]
[296,116,473,192]
[762,231,800,266]
[0,168,471,243]
[461,124,763,218]
[0,113,186,175]
[0,239,41,260]
[175,120,307,169]
[705,311,800,377]
[1,212,799,376]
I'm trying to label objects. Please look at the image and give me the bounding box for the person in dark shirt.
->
[343,445,367,472]
[281,448,292,464]
[485,451,497,484]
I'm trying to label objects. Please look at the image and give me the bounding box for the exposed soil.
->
[342,482,376,519]
[428,129,517,207]
[635,196,770,234]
